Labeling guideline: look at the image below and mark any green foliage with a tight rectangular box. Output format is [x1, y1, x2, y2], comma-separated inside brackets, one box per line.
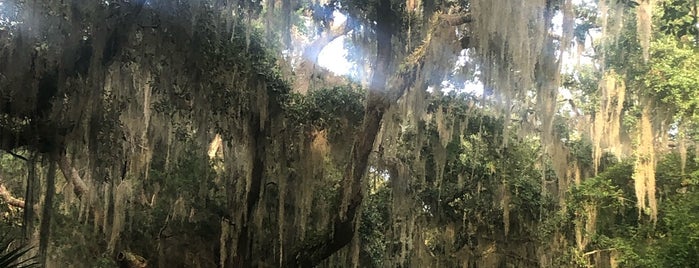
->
[93, 257, 117, 268]
[572, 1, 600, 44]
[569, 172, 625, 210]
[657, 152, 694, 193]
[432, 94, 546, 229]
[636, 153, 699, 267]
[644, 36, 699, 117]
[569, 139, 594, 169]
[285, 85, 366, 131]
[359, 182, 390, 267]
[560, 151, 699, 267]
[652, 190, 699, 267]
[0, 154, 27, 226]
[1, 0, 697, 266]
[561, 65, 600, 113]
[658, 0, 699, 40]
[563, 5, 699, 266]
[163, 145, 216, 201]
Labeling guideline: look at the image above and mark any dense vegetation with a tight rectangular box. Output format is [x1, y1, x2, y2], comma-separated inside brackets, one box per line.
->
[0, 0, 698, 267]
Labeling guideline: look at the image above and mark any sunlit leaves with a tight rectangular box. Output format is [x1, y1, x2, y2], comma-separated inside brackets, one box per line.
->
[658, 0, 699, 40]
[569, 173, 625, 208]
[644, 36, 699, 117]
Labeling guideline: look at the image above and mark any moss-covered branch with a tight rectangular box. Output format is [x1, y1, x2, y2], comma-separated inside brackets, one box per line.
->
[0, 183, 24, 208]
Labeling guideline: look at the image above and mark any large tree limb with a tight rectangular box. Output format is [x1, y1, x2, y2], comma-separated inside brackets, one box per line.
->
[302, 20, 353, 62]
[58, 153, 88, 197]
[286, 11, 460, 267]
[0, 183, 25, 208]
[294, 20, 353, 93]
[286, 0, 398, 266]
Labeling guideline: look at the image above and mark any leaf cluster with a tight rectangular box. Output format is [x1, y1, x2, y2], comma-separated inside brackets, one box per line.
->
[643, 36, 699, 118]
[284, 85, 365, 132]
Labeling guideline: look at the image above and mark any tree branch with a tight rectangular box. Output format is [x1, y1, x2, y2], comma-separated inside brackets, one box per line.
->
[439, 13, 472, 26]
[116, 251, 148, 268]
[582, 248, 616, 256]
[286, 9, 467, 267]
[0, 183, 25, 208]
[58, 153, 88, 197]
[294, 20, 353, 93]
[3, 150, 28, 161]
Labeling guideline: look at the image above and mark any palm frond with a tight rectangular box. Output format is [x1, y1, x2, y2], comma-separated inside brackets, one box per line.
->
[0, 235, 38, 268]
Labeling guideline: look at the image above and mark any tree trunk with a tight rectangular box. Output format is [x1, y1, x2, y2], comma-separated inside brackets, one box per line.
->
[233, 120, 266, 267]
[39, 152, 58, 266]
[233, 89, 276, 266]
[23, 153, 39, 242]
[285, 0, 395, 266]
[694, 0, 698, 46]
[282, 0, 292, 49]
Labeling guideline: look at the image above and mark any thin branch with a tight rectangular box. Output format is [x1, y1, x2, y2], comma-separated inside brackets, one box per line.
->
[694, 0, 698, 46]
[158, 214, 171, 240]
[3, 150, 28, 161]
[137, 23, 160, 29]
[583, 248, 616, 256]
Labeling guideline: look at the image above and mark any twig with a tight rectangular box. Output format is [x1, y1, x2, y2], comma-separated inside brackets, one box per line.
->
[3, 150, 28, 161]
[158, 214, 171, 240]
[583, 248, 616, 256]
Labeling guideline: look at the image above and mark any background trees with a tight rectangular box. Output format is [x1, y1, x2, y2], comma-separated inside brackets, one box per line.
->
[0, 0, 697, 267]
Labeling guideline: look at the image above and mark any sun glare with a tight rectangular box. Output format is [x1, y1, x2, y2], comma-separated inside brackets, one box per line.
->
[317, 36, 351, 75]
[317, 11, 352, 75]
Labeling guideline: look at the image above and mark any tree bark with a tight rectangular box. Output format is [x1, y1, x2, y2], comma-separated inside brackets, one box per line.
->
[694, 0, 698, 46]
[116, 250, 148, 268]
[282, 0, 292, 49]
[294, 20, 353, 93]
[0, 183, 25, 208]
[58, 153, 88, 197]
[233, 117, 266, 267]
[440, 14, 473, 26]
[39, 152, 58, 266]
[23, 153, 38, 242]
[233, 89, 276, 266]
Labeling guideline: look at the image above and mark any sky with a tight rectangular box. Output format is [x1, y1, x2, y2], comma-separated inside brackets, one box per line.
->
[314, 11, 572, 96]
[315, 11, 485, 95]
[312, 8, 582, 104]
[317, 11, 352, 75]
